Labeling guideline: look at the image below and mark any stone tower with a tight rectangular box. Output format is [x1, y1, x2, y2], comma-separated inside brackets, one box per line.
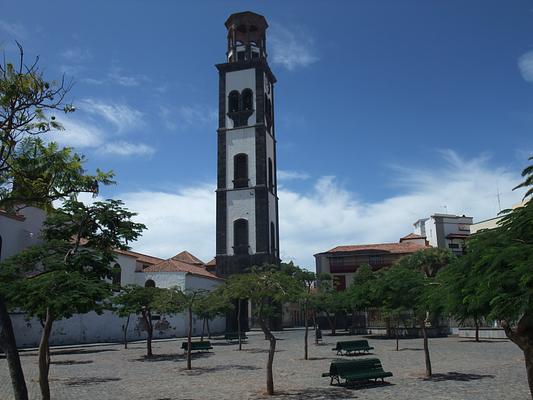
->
[215, 11, 280, 281]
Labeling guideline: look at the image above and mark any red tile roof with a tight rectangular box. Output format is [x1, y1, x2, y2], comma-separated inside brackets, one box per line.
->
[206, 258, 216, 267]
[0, 209, 25, 221]
[400, 233, 426, 240]
[144, 255, 223, 281]
[171, 251, 205, 265]
[323, 242, 429, 255]
[113, 249, 164, 265]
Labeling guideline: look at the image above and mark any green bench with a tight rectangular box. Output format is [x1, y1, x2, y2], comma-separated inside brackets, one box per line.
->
[332, 340, 374, 356]
[322, 358, 393, 385]
[181, 341, 213, 352]
[224, 332, 248, 342]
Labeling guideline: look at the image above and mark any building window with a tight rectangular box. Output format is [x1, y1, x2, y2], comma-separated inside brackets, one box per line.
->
[242, 89, 253, 111]
[270, 222, 276, 255]
[112, 263, 121, 288]
[228, 91, 240, 113]
[233, 219, 249, 255]
[237, 51, 245, 61]
[268, 158, 274, 192]
[265, 94, 272, 128]
[233, 153, 248, 188]
[145, 279, 156, 288]
[369, 255, 384, 267]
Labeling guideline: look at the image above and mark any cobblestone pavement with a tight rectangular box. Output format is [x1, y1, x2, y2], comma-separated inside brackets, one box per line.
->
[0, 329, 530, 399]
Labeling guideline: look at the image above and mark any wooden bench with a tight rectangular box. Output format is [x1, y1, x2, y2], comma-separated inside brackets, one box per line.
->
[332, 340, 374, 355]
[224, 332, 248, 342]
[322, 358, 393, 385]
[181, 341, 213, 352]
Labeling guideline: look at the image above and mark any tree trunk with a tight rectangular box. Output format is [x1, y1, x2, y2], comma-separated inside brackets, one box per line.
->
[258, 316, 276, 395]
[313, 311, 319, 345]
[0, 298, 28, 400]
[304, 299, 309, 360]
[475, 319, 480, 342]
[396, 319, 400, 351]
[501, 315, 533, 399]
[237, 299, 242, 351]
[325, 311, 335, 335]
[206, 318, 211, 339]
[385, 316, 391, 338]
[142, 310, 153, 357]
[421, 321, 432, 378]
[201, 317, 205, 342]
[123, 314, 130, 349]
[187, 306, 192, 370]
[38, 309, 54, 400]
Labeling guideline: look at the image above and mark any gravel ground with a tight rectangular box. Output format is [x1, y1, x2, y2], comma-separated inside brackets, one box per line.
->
[0, 328, 530, 400]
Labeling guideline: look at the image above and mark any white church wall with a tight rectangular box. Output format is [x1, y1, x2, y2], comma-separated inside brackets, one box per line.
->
[143, 272, 187, 290]
[11, 309, 226, 348]
[226, 127, 256, 188]
[226, 189, 256, 255]
[225, 68, 256, 128]
[0, 207, 45, 262]
[113, 253, 139, 286]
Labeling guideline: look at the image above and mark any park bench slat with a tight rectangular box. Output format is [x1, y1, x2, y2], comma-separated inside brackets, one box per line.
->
[323, 358, 393, 385]
[181, 341, 213, 352]
[332, 340, 374, 355]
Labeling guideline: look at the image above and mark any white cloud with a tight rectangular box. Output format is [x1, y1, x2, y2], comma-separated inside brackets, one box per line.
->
[117, 151, 524, 270]
[159, 104, 217, 131]
[0, 20, 27, 38]
[61, 48, 92, 63]
[80, 99, 144, 132]
[107, 66, 149, 87]
[519, 50, 533, 83]
[269, 24, 318, 71]
[100, 141, 155, 156]
[278, 170, 310, 181]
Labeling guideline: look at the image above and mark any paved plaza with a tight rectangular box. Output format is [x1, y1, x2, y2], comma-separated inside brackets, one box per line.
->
[0, 328, 529, 399]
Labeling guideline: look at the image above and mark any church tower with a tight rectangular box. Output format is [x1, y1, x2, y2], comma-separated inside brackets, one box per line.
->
[215, 11, 280, 279]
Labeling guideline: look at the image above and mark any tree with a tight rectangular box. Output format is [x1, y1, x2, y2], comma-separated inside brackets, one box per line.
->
[439, 256, 491, 342]
[0, 45, 82, 400]
[115, 285, 164, 358]
[223, 275, 257, 351]
[192, 288, 232, 341]
[220, 266, 299, 395]
[396, 248, 454, 377]
[2, 198, 144, 400]
[313, 280, 347, 336]
[345, 265, 377, 335]
[280, 262, 316, 360]
[459, 157, 533, 398]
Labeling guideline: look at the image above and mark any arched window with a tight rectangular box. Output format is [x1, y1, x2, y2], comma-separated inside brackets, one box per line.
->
[228, 91, 240, 113]
[270, 222, 276, 255]
[233, 219, 249, 255]
[112, 263, 121, 288]
[268, 158, 274, 192]
[242, 89, 253, 112]
[145, 279, 156, 288]
[265, 94, 272, 128]
[233, 153, 248, 188]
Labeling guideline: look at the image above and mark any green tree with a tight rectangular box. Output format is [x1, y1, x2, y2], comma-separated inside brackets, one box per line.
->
[313, 280, 347, 336]
[0, 45, 84, 400]
[460, 157, 533, 397]
[396, 248, 454, 377]
[438, 257, 491, 342]
[115, 285, 165, 358]
[223, 275, 257, 351]
[221, 266, 299, 395]
[345, 265, 377, 335]
[2, 198, 144, 400]
[193, 288, 232, 341]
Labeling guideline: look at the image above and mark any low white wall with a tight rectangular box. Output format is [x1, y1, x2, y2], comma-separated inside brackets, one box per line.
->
[458, 328, 508, 340]
[11, 310, 225, 348]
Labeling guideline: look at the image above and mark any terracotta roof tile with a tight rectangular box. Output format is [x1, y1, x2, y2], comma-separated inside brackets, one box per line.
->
[113, 249, 164, 265]
[171, 251, 205, 265]
[144, 258, 223, 280]
[323, 242, 430, 255]
[400, 233, 426, 240]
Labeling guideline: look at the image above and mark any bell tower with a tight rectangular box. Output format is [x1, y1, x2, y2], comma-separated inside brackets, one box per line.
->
[215, 11, 280, 279]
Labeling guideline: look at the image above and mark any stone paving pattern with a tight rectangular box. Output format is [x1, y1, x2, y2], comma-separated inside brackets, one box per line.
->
[0, 329, 530, 399]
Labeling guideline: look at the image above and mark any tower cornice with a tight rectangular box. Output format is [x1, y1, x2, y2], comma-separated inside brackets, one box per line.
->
[216, 59, 276, 84]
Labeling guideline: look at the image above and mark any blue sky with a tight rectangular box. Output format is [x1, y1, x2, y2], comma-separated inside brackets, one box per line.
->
[2, 1, 533, 268]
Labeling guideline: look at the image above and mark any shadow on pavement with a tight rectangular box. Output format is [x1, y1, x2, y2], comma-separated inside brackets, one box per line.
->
[51, 360, 94, 365]
[241, 348, 285, 354]
[270, 387, 358, 399]
[64, 377, 121, 386]
[179, 364, 261, 375]
[425, 372, 495, 382]
[133, 352, 213, 362]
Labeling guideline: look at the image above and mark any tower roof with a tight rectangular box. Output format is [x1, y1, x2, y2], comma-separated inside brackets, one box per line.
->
[224, 11, 268, 30]
[170, 250, 205, 265]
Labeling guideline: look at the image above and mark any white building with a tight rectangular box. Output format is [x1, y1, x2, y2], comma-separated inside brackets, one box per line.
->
[0, 208, 225, 347]
[413, 213, 472, 256]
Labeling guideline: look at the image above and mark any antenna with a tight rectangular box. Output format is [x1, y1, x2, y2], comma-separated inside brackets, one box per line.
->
[496, 186, 502, 212]
[443, 205, 448, 214]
